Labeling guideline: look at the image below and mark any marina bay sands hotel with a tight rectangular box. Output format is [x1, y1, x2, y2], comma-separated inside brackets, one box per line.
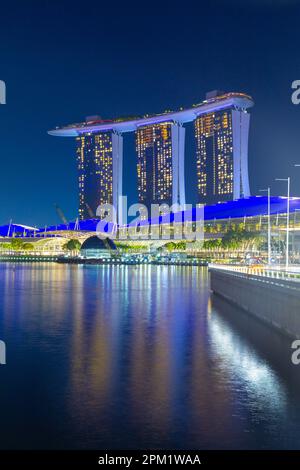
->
[48, 91, 254, 223]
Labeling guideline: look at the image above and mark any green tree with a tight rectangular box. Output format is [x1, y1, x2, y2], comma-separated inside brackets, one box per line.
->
[164, 242, 176, 251]
[21, 242, 34, 251]
[63, 239, 81, 256]
[10, 238, 24, 251]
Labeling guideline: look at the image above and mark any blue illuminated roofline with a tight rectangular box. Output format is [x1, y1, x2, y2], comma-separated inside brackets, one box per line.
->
[2, 197, 297, 237]
[120, 196, 300, 228]
[7, 196, 298, 237]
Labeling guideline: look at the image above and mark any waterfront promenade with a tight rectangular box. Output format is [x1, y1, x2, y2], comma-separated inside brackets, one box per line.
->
[210, 265, 300, 338]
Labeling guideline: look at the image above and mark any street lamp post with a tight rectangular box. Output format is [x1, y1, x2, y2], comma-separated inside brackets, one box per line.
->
[293, 164, 300, 261]
[275, 177, 290, 270]
[259, 187, 271, 265]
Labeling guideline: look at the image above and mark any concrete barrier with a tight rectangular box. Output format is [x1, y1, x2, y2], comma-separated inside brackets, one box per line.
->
[210, 268, 300, 339]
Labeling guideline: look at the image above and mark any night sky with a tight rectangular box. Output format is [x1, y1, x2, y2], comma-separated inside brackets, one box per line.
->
[0, 0, 300, 226]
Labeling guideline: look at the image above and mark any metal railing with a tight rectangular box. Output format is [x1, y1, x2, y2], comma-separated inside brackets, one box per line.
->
[209, 264, 300, 282]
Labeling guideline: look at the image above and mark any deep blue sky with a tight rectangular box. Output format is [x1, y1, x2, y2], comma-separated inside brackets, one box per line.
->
[0, 0, 300, 226]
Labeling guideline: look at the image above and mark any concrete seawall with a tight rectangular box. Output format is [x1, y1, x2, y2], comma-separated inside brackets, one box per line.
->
[210, 268, 300, 339]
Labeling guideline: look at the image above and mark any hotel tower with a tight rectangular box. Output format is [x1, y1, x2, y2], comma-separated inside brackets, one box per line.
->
[48, 91, 253, 221]
[75, 119, 123, 222]
[195, 91, 251, 205]
[136, 122, 185, 210]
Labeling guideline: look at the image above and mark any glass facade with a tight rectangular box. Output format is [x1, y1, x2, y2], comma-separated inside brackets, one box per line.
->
[136, 122, 173, 209]
[76, 132, 113, 220]
[195, 109, 234, 205]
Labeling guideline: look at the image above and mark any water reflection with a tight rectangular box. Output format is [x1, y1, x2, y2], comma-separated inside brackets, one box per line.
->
[0, 263, 300, 449]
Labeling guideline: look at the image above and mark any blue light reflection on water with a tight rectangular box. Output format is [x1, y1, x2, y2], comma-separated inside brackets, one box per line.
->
[0, 263, 300, 449]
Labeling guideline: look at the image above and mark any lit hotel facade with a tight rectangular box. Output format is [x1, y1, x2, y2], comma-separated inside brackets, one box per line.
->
[75, 127, 123, 221]
[136, 122, 185, 209]
[195, 97, 251, 204]
[49, 91, 253, 220]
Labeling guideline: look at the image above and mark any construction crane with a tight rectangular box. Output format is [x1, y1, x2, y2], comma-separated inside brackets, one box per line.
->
[85, 203, 95, 218]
